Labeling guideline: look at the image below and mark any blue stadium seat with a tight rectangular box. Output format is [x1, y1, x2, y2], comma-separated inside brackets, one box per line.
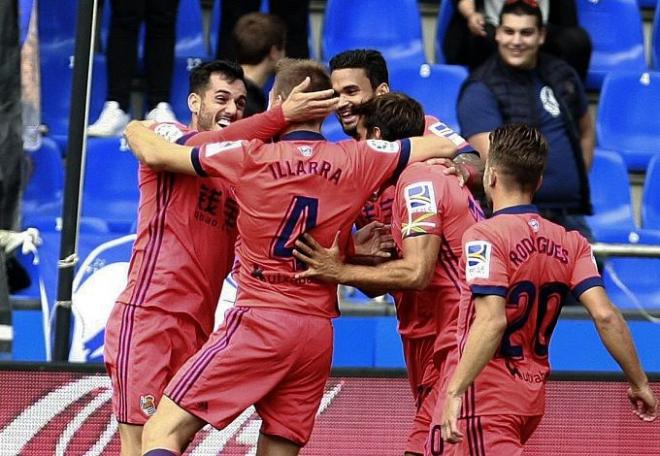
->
[596, 71, 660, 171]
[576, 0, 646, 90]
[586, 149, 637, 242]
[321, 0, 425, 67]
[389, 63, 468, 132]
[81, 138, 140, 233]
[638, 0, 657, 7]
[603, 258, 660, 309]
[642, 154, 660, 229]
[653, 0, 660, 68]
[321, 114, 349, 142]
[22, 138, 64, 218]
[434, 0, 455, 64]
[175, 0, 208, 58]
[170, 56, 202, 122]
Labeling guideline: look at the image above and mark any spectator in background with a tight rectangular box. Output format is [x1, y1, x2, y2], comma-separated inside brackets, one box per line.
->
[457, 1, 594, 241]
[216, 0, 309, 60]
[444, 0, 591, 81]
[232, 12, 286, 117]
[88, 0, 180, 137]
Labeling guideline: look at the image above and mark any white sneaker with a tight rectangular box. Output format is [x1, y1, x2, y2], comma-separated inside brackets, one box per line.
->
[87, 101, 130, 137]
[145, 102, 177, 123]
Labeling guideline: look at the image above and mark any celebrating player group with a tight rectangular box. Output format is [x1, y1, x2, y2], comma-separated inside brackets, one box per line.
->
[110, 44, 657, 456]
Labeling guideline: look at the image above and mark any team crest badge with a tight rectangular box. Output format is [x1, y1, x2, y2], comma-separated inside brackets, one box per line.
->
[140, 395, 157, 417]
[528, 219, 540, 232]
[465, 240, 492, 280]
[298, 145, 313, 157]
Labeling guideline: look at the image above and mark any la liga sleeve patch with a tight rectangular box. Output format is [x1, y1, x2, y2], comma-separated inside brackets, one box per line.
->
[154, 123, 184, 143]
[205, 140, 243, 157]
[366, 139, 400, 154]
[465, 240, 492, 281]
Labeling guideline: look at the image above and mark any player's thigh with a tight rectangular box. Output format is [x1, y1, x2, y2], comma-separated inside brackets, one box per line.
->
[256, 433, 301, 456]
[164, 307, 303, 431]
[105, 304, 201, 425]
[256, 314, 333, 447]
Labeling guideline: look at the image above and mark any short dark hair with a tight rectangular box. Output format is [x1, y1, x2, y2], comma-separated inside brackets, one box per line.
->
[499, 0, 544, 29]
[488, 123, 548, 192]
[329, 49, 389, 89]
[272, 58, 331, 99]
[354, 92, 425, 141]
[189, 60, 246, 95]
[232, 12, 286, 65]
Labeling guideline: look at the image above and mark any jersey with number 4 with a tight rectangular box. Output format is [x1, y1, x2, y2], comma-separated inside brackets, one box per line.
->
[457, 205, 602, 416]
[192, 131, 410, 318]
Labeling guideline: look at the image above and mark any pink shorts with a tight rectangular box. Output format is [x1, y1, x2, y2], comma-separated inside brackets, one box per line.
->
[104, 302, 208, 425]
[426, 413, 543, 456]
[402, 335, 441, 455]
[165, 306, 333, 447]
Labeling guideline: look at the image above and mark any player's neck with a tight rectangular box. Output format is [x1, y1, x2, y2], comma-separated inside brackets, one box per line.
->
[281, 122, 323, 136]
[490, 190, 534, 213]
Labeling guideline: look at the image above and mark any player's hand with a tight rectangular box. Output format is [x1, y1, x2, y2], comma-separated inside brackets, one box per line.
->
[353, 221, 395, 258]
[425, 157, 470, 187]
[628, 384, 658, 422]
[124, 121, 168, 164]
[281, 77, 339, 123]
[441, 394, 464, 443]
[293, 231, 344, 282]
[467, 12, 486, 37]
[139, 119, 157, 128]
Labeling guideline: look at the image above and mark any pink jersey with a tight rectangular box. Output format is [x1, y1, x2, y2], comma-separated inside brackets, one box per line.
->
[456, 205, 602, 417]
[391, 162, 484, 341]
[117, 123, 241, 336]
[193, 131, 411, 318]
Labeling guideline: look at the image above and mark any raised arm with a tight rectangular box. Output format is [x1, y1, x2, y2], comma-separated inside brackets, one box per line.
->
[125, 121, 196, 174]
[407, 135, 459, 163]
[580, 286, 657, 421]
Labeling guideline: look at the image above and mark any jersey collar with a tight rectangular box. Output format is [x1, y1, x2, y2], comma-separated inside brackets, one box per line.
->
[492, 204, 539, 217]
[280, 130, 326, 141]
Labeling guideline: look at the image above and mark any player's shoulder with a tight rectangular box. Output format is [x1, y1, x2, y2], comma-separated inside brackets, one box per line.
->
[151, 121, 192, 143]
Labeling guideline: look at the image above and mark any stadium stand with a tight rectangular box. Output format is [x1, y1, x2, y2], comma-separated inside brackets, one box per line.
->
[653, 0, 660, 68]
[175, 0, 208, 58]
[22, 138, 63, 220]
[389, 63, 468, 132]
[596, 70, 660, 172]
[576, 0, 647, 90]
[321, 0, 425, 67]
[80, 138, 139, 233]
[433, 0, 455, 64]
[642, 154, 660, 229]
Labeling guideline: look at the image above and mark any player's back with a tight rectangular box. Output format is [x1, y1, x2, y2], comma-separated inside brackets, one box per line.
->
[118, 123, 238, 335]
[196, 131, 410, 318]
[457, 205, 599, 416]
[391, 162, 483, 350]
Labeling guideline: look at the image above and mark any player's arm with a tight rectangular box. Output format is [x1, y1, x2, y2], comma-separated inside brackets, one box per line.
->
[407, 134, 458, 163]
[580, 286, 657, 421]
[442, 294, 508, 443]
[125, 121, 196, 174]
[293, 232, 440, 293]
[181, 77, 338, 146]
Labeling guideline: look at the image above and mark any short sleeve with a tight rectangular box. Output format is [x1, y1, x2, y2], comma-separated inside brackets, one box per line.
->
[458, 82, 503, 139]
[396, 167, 444, 240]
[354, 139, 411, 193]
[462, 224, 509, 297]
[570, 234, 603, 299]
[192, 140, 250, 185]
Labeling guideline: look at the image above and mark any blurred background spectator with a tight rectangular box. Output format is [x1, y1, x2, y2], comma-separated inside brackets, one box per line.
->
[88, 0, 180, 137]
[443, 0, 592, 80]
[215, 0, 310, 60]
[231, 12, 286, 117]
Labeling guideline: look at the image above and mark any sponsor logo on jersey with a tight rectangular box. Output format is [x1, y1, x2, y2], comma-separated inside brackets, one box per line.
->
[298, 145, 313, 157]
[154, 123, 184, 143]
[528, 218, 540, 232]
[140, 394, 157, 417]
[402, 182, 437, 236]
[366, 139, 399, 153]
[428, 121, 468, 147]
[465, 240, 491, 280]
[205, 140, 243, 157]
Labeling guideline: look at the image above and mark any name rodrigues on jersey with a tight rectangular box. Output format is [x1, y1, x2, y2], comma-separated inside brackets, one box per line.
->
[509, 235, 569, 267]
[267, 160, 343, 185]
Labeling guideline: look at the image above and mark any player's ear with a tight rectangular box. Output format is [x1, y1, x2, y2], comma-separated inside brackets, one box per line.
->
[535, 175, 543, 192]
[375, 82, 389, 96]
[372, 126, 382, 140]
[188, 92, 201, 115]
